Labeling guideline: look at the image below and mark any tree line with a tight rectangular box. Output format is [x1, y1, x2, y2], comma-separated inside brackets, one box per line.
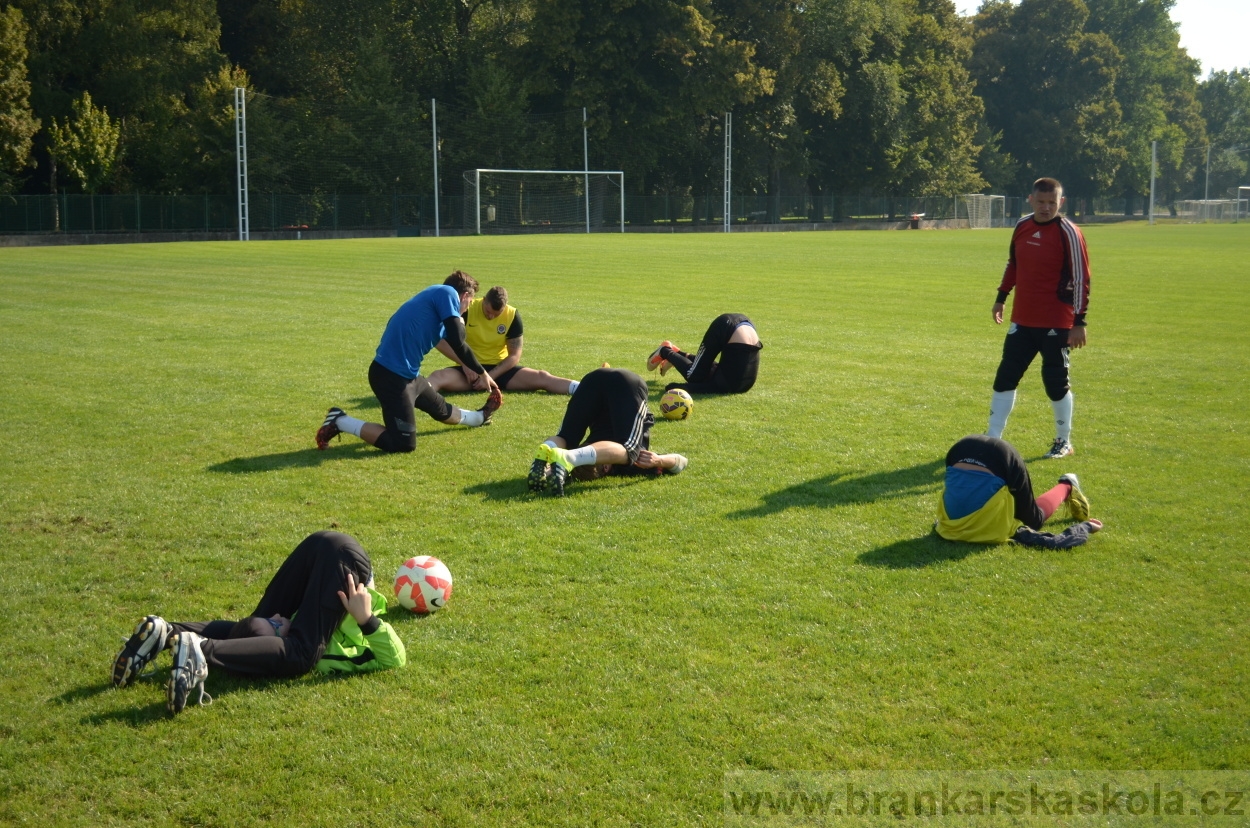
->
[0, 0, 1246, 209]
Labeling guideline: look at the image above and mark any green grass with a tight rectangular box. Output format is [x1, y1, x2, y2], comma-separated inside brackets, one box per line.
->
[1, 224, 1247, 826]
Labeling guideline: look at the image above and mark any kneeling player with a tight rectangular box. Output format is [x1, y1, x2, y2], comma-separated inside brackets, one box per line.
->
[646, 313, 762, 394]
[111, 531, 406, 716]
[316, 271, 502, 454]
[937, 434, 1101, 546]
[527, 367, 688, 496]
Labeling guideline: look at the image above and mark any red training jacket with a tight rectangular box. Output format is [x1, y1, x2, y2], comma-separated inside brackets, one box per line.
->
[998, 214, 1091, 329]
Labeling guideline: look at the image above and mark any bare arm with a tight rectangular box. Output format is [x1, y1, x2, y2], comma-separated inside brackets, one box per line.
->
[443, 317, 497, 392]
[434, 339, 461, 365]
[489, 336, 523, 380]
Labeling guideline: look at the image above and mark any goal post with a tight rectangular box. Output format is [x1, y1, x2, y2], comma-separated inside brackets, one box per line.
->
[959, 194, 1006, 229]
[1239, 187, 1250, 220]
[463, 169, 625, 234]
[1175, 199, 1243, 222]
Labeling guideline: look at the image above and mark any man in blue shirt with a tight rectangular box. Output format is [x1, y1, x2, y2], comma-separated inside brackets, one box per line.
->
[316, 271, 502, 453]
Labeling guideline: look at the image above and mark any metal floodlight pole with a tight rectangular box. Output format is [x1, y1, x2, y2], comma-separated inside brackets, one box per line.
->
[583, 107, 590, 234]
[431, 99, 439, 238]
[1149, 140, 1157, 225]
[723, 112, 732, 233]
[1205, 145, 1211, 202]
[234, 87, 249, 241]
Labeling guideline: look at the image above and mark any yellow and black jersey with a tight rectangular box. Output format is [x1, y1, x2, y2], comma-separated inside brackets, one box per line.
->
[464, 298, 523, 365]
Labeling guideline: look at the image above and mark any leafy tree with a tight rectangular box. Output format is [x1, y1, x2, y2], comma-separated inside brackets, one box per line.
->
[12, 0, 234, 193]
[1084, 0, 1205, 211]
[885, 0, 985, 195]
[0, 5, 39, 192]
[48, 90, 120, 192]
[777, 0, 985, 210]
[971, 0, 1126, 208]
[522, 0, 771, 198]
[1198, 69, 1250, 198]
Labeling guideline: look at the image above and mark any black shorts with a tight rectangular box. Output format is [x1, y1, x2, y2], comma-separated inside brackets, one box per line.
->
[368, 360, 454, 453]
[450, 363, 523, 389]
[667, 313, 761, 394]
[946, 434, 1044, 529]
[992, 324, 1071, 401]
[556, 368, 653, 464]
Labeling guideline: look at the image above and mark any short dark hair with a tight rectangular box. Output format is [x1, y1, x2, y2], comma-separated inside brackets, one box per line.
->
[444, 270, 479, 295]
[1033, 177, 1063, 195]
[571, 463, 612, 482]
[484, 286, 508, 311]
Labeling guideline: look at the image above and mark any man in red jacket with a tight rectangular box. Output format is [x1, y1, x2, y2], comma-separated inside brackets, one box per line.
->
[987, 177, 1092, 459]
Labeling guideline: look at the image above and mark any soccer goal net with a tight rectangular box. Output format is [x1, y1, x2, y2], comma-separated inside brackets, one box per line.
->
[1175, 199, 1242, 222]
[463, 169, 624, 234]
[958, 194, 1007, 229]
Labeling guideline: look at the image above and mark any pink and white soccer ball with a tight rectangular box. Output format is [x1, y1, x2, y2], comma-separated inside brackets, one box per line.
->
[394, 556, 453, 614]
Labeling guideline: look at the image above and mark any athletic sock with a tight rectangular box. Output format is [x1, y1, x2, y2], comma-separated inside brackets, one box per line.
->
[1036, 482, 1071, 520]
[458, 408, 484, 427]
[568, 380, 579, 395]
[1051, 391, 1073, 442]
[565, 445, 598, 467]
[987, 390, 1016, 438]
[335, 413, 365, 438]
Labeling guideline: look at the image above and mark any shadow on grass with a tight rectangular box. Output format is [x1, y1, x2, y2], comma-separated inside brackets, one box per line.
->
[462, 477, 531, 501]
[77, 675, 293, 727]
[857, 533, 997, 568]
[462, 472, 657, 502]
[73, 654, 420, 727]
[208, 431, 450, 473]
[728, 459, 944, 519]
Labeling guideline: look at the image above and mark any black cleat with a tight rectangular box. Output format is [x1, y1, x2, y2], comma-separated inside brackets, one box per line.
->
[316, 406, 345, 449]
[112, 615, 172, 688]
[480, 387, 503, 425]
[546, 463, 569, 497]
[528, 457, 549, 492]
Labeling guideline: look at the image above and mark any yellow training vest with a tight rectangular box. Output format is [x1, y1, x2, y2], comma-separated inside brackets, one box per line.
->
[464, 298, 516, 365]
[935, 485, 1023, 543]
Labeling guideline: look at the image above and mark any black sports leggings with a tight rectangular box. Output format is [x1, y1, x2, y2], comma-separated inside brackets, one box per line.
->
[662, 313, 761, 394]
[172, 531, 373, 678]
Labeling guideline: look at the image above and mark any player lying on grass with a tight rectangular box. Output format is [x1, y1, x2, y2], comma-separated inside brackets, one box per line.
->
[112, 531, 406, 716]
[936, 434, 1102, 547]
[316, 270, 502, 454]
[528, 366, 688, 496]
[646, 313, 762, 394]
[427, 285, 578, 396]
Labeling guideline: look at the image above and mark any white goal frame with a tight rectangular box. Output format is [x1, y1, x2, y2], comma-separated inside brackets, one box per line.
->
[959, 194, 1006, 229]
[1175, 199, 1242, 222]
[465, 168, 625, 234]
[1239, 187, 1250, 220]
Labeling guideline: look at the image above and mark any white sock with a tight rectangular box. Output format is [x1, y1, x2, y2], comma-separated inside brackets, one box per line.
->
[458, 408, 484, 427]
[1051, 391, 1073, 442]
[543, 440, 559, 450]
[565, 445, 598, 467]
[567, 380, 579, 395]
[335, 413, 365, 438]
[987, 390, 1016, 438]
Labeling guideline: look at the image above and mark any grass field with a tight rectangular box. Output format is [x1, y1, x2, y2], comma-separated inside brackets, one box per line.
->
[1, 223, 1247, 826]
